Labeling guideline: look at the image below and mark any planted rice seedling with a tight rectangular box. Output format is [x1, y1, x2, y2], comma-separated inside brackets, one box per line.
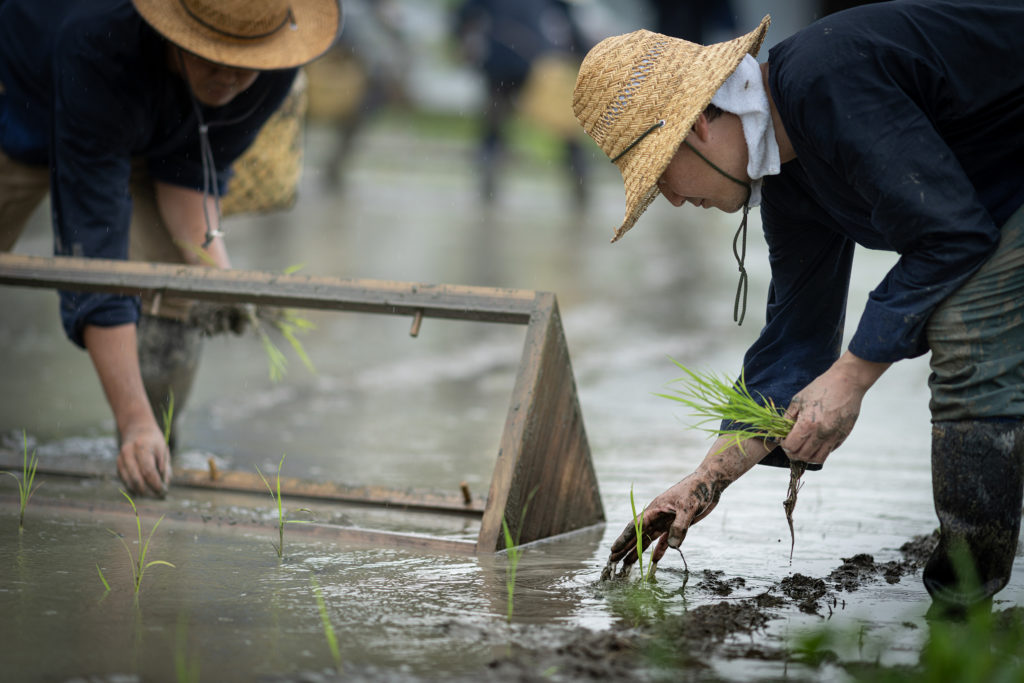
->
[161, 389, 175, 445]
[501, 488, 537, 622]
[107, 489, 175, 601]
[658, 359, 806, 559]
[2, 430, 42, 533]
[256, 453, 313, 558]
[629, 484, 655, 584]
[311, 576, 343, 672]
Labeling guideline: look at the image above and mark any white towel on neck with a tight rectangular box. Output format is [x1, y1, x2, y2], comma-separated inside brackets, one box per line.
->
[710, 54, 779, 207]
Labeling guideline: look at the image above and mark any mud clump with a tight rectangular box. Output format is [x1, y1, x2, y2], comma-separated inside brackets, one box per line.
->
[676, 600, 772, 644]
[697, 569, 747, 596]
[898, 530, 940, 567]
[779, 573, 830, 614]
[828, 553, 913, 591]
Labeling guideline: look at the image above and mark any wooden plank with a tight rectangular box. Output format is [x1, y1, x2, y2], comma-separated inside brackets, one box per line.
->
[0, 253, 535, 323]
[173, 468, 485, 515]
[479, 293, 605, 551]
[0, 450, 485, 516]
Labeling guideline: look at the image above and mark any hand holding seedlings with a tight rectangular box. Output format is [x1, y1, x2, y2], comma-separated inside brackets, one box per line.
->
[779, 351, 888, 465]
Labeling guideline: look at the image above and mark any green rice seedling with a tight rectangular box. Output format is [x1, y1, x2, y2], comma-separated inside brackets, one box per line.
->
[501, 488, 537, 622]
[256, 453, 313, 558]
[161, 389, 175, 445]
[2, 430, 42, 533]
[107, 489, 175, 601]
[657, 359, 807, 558]
[311, 576, 343, 672]
[656, 358, 794, 453]
[251, 307, 317, 383]
[173, 239, 218, 267]
[629, 484, 656, 584]
[170, 247, 316, 383]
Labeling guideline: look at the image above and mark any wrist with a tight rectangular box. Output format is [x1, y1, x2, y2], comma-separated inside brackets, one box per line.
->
[835, 350, 890, 391]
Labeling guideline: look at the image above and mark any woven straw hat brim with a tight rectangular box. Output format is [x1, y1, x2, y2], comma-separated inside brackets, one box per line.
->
[132, 0, 343, 70]
[573, 16, 770, 242]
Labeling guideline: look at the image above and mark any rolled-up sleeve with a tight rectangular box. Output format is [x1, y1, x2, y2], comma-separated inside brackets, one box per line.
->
[49, 36, 141, 347]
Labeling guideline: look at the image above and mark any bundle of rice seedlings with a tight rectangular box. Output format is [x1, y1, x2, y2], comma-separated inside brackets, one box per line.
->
[658, 358, 805, 561]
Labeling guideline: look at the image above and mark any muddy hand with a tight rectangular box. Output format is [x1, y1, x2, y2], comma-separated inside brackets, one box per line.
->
[186, 302, 254, 336]
[602, 472, 722, 579]
[117, 421, 171, 498]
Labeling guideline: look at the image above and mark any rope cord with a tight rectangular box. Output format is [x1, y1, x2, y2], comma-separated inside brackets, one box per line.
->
[610, 120, 665, 163]
[682, 140, 751, 325]
[176, 48, 222, 248]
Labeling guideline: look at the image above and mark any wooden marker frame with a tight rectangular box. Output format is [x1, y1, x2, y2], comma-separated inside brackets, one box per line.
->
[0, 254, 605, 552]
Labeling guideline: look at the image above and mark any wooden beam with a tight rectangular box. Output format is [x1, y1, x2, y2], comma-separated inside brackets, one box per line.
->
[0, 253, 535, 323]
[479, 293, 605, 551]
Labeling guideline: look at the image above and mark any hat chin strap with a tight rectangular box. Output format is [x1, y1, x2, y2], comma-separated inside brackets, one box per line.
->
[683, 140, 751, 326]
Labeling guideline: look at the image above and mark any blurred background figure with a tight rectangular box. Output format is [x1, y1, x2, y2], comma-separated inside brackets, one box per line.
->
[648, 0, 737, 43]
[452, 0, 590, 208]
[307, 0, 411, 189]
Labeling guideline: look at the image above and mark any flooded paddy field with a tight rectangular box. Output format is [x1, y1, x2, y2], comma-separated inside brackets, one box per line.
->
[1, 119, 1022, 681]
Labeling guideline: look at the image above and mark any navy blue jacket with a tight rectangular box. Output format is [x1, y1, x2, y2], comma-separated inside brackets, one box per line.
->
[0, 0, 296, 346]
[739, 0, 1024, 449]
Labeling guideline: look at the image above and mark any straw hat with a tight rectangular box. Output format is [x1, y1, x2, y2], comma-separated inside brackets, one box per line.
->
[573, 16, 770, 242]
[132, 0, 344, 70]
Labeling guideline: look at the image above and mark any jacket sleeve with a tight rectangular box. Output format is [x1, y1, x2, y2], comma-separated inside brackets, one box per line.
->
[49, 31, 142, 347]
[775, 46, 1000, 364]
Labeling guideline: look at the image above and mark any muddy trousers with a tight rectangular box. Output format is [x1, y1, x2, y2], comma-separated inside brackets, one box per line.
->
[136, 316, 203, 450]
[923, 420, 1024, 614]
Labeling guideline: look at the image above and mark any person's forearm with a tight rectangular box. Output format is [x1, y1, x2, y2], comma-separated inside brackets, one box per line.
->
[83, 323, 157, 434]
[154, 180, 231, 268]
[695, 436, 772, 497]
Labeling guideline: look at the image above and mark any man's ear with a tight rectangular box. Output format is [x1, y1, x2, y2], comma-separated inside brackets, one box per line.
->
[690, 112, 713, 143]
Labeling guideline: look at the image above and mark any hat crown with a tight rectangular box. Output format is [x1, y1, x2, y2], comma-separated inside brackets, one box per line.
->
[573, 30, 701, 161]
[180, 0, 294, 40]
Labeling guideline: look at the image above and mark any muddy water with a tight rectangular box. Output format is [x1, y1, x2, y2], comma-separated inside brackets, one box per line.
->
[1, 122, 1022, 681]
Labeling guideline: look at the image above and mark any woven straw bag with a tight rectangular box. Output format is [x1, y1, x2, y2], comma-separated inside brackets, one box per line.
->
[221, 69, 308, 217]
[519, 53, 581, 139]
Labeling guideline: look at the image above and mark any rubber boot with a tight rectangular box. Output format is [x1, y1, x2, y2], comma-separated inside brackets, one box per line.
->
[923, 419, 1024, 619]
[136, 314, 204, 452]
